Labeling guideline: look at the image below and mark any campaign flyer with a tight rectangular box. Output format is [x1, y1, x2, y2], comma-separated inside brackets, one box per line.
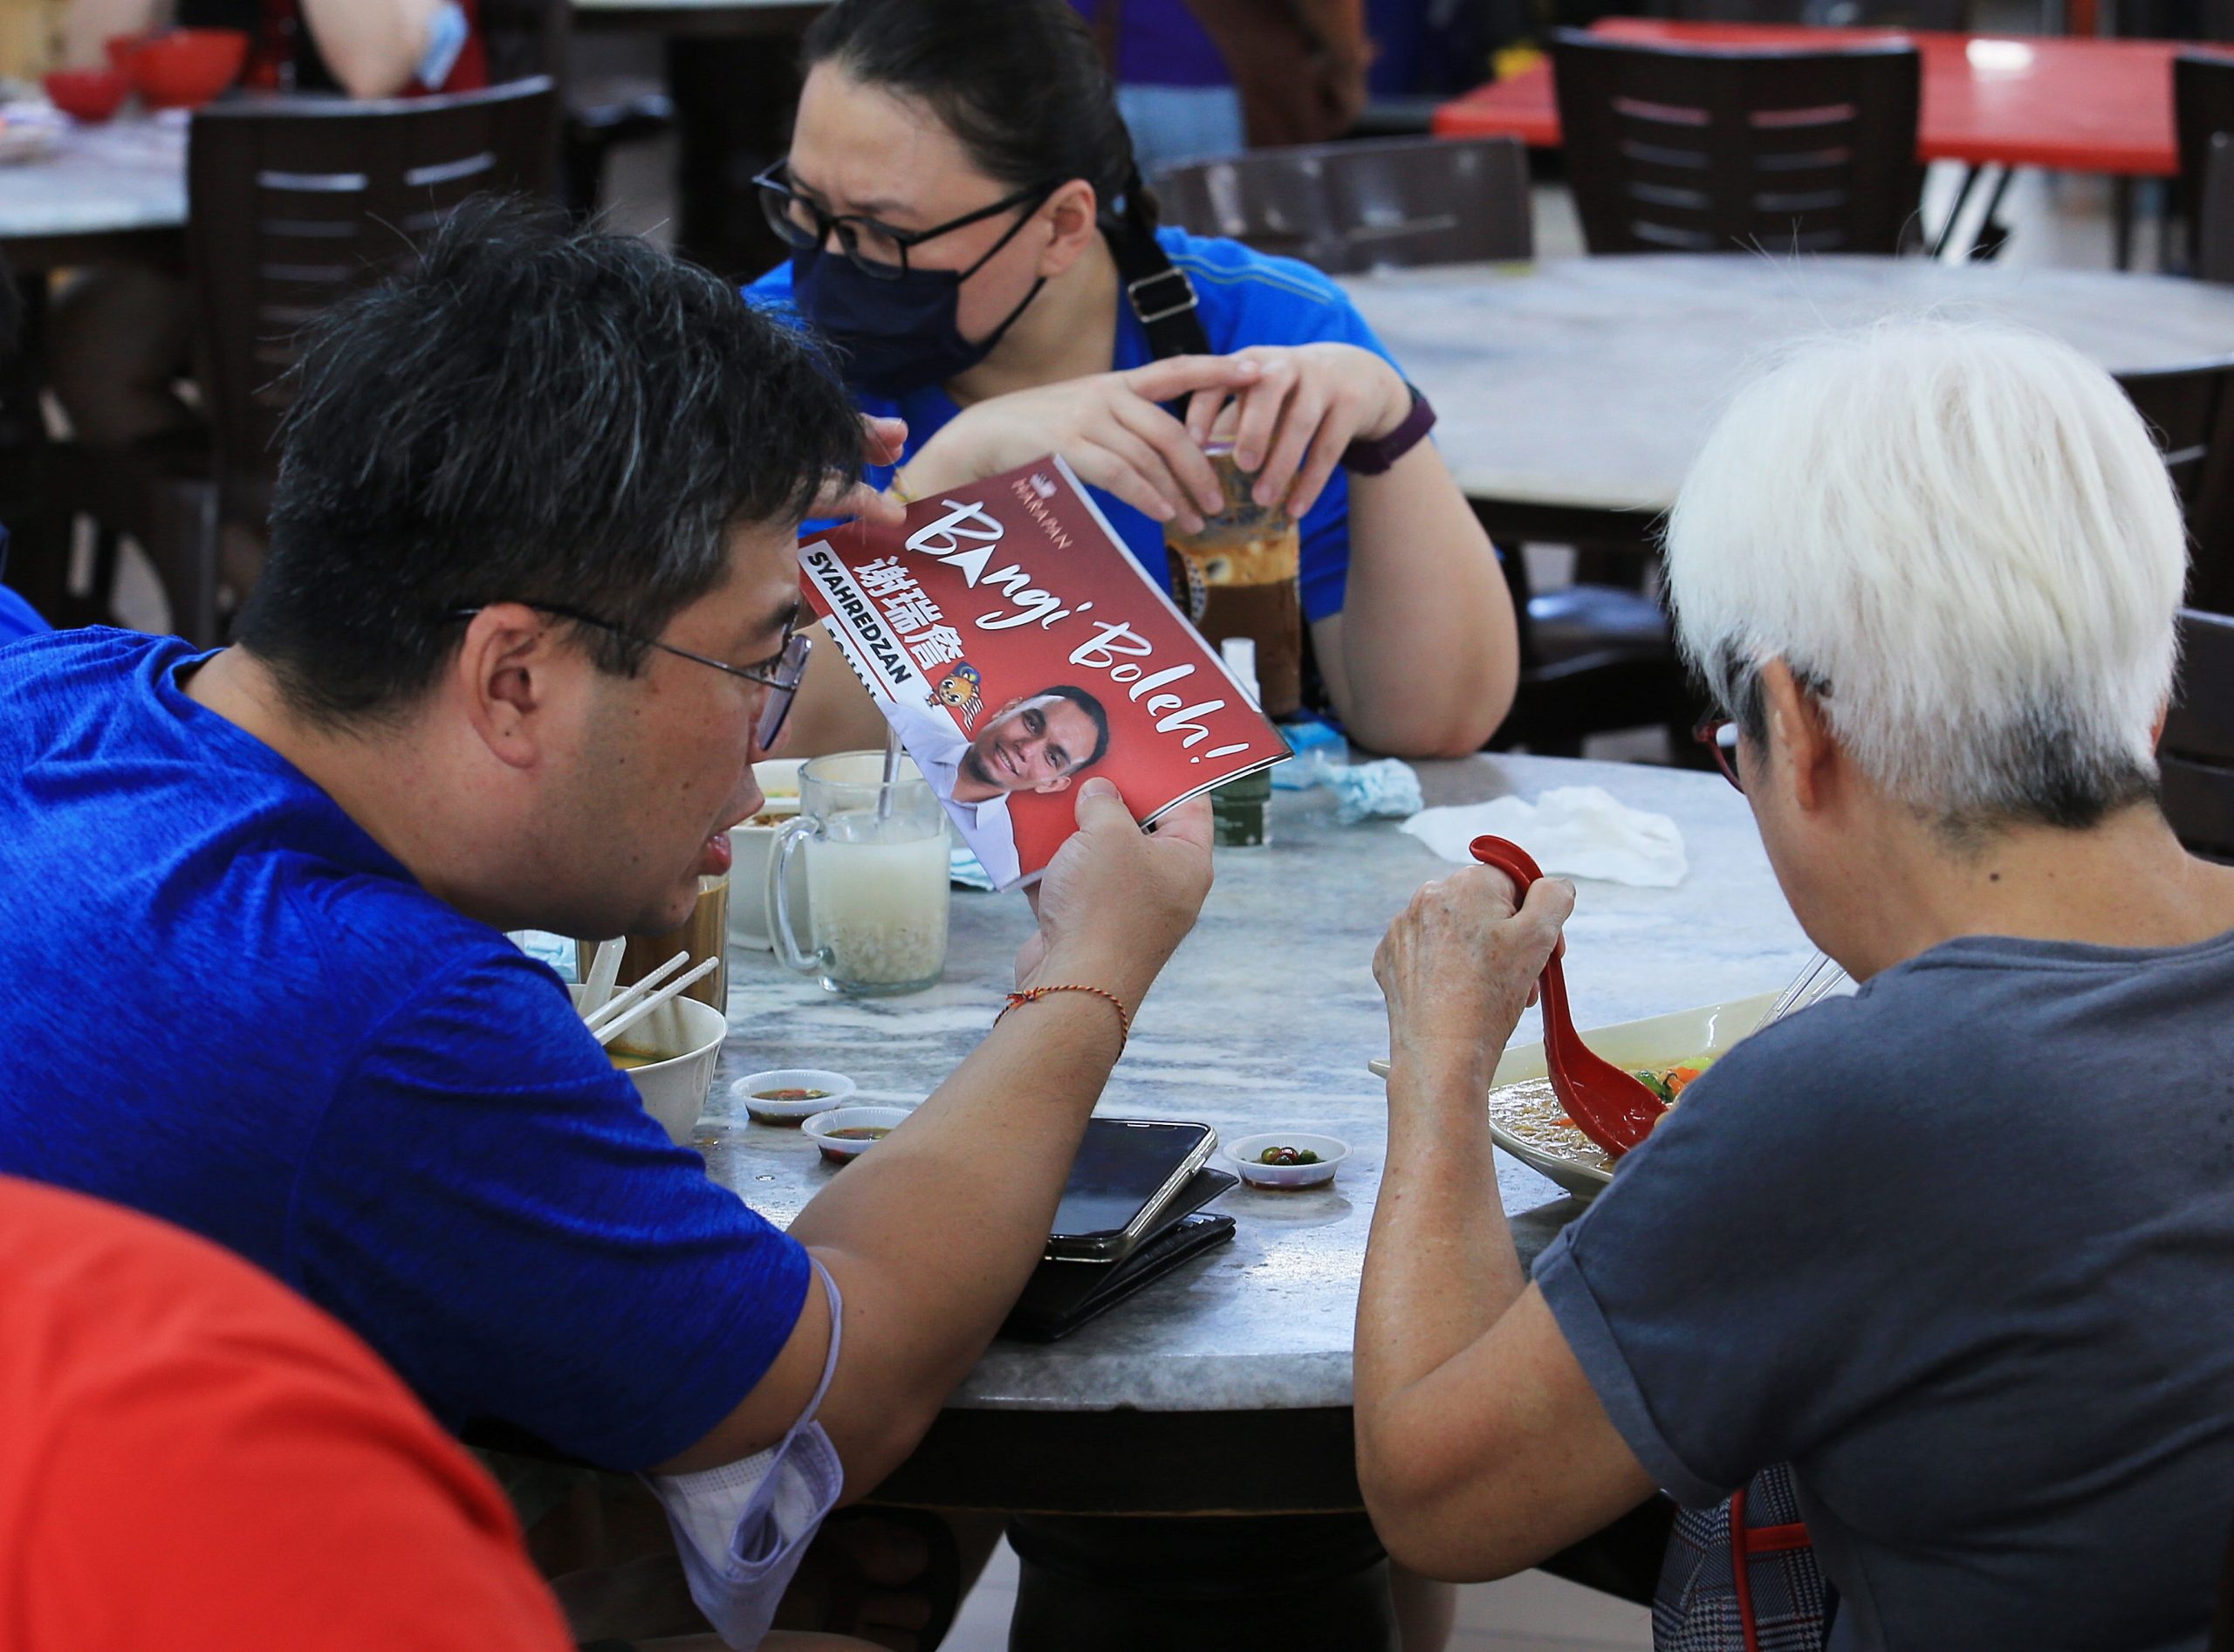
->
[799, 455, 1292, 890]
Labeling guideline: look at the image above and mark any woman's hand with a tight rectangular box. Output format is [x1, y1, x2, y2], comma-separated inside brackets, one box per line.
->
[905, 357, 1265, 532]
[1183, 342, 1411, 519]
[1374, 868, 1573, 1094]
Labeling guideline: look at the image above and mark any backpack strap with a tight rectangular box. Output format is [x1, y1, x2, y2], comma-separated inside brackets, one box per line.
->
[1108, 171, 1212, 361]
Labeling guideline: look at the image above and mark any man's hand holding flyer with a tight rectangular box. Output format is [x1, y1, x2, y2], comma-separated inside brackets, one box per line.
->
[800, 456, 1291, 889]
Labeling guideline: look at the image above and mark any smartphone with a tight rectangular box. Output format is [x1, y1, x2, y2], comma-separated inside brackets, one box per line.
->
[1044, 1119, 1218, 1264]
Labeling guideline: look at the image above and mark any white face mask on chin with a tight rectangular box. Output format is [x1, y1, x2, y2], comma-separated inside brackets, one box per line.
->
[645, 1261, 847, 1648]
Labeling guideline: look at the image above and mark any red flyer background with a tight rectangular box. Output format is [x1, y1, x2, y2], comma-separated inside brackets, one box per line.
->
[801, 456, 1290, 888]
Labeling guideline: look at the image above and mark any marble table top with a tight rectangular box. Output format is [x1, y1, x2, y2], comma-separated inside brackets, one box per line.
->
[699, 751, 1813, 1415]
[1341, 253, 2234, 513]
[0, 114, 185, 243]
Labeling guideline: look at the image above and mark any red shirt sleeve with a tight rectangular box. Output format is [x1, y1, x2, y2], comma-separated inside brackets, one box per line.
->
[0, 1178, 572, 1652]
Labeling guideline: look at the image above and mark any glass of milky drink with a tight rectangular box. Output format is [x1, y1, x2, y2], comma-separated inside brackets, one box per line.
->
[768, 751, 950, 997]
[1163, 442, 1304, 717]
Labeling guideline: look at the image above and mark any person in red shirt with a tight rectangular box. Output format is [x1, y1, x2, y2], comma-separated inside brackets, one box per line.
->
[0, 1174, 572, 1652]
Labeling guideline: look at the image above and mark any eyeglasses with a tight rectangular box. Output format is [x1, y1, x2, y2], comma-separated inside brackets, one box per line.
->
[755, 161, 1058, 280]
[1693, 712, 1743, 792]
[448, 602, 812, 751]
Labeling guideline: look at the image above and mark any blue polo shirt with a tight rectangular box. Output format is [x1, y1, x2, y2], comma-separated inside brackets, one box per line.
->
[0, 628, 810, 1471]
[747, 227, 1401, 627]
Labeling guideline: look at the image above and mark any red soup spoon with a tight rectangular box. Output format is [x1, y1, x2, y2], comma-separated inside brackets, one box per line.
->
[1469, 834, 1666, 1159]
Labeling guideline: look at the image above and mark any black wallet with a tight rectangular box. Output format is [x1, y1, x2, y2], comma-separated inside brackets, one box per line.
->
[1002, 1168, 1238, 1341]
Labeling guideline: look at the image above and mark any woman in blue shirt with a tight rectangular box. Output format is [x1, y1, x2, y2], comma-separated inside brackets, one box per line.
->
[762, 0, 1517, 760]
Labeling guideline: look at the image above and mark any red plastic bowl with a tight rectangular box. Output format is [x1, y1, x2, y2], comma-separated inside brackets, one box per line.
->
[104, 31, 150, 71]
[131, 29, 248, 111]
[44, 68, 132, 124]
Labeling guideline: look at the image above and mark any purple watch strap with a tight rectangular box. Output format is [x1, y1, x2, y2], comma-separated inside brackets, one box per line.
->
[1341, 383, 1436, 476]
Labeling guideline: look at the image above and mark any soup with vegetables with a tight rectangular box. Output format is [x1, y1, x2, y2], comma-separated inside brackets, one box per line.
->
[1488, 1056, 1714, 1173]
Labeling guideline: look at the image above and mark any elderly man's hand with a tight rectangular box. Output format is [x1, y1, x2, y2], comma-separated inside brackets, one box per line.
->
[1016, 781, 1212, 1016]
[1374, 868, 1573, 1089]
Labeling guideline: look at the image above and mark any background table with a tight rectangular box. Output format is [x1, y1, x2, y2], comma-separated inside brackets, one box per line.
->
[1337, 252, 2234, 542]
[0, 116, 184, 271]
[1435, 19, 2204, 179]
[702, 751, 1812, 1513]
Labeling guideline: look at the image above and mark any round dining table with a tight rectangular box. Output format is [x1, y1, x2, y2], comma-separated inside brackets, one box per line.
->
[697, 749, 1812, 1637]
[0, 114, 185, 272]
[1337, 252, 2234, 545]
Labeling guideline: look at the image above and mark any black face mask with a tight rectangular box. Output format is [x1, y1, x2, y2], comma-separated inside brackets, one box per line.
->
[790, 209, 1048, 400]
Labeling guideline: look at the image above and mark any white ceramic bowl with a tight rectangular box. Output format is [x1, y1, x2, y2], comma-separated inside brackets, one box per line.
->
[732, 1067, 857, 1125]
[802, 1104, 913, 1164]
[571, 985, 728, 1146]
[1227, 1131, 1348, 1189]
[1370, 991, 1778, 1200]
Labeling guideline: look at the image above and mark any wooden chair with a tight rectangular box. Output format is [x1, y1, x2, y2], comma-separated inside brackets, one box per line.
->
[1552, 31, 1923, 256]
[2176, 53, 2234, 275]
[2117, 362, 2234, 618]
[2162, 608, 2234, 862]
[46, 78, 557, 646]
[1152, 135, 1533, 273]
[481, 0, 674, 215]
[2198, 132, 2234, 284]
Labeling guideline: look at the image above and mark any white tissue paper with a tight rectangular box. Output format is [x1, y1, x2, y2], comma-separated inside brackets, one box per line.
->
[1399, 785, 1689, 888]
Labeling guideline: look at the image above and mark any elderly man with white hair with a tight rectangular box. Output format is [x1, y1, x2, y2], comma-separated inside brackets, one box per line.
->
[1353, 320, 2234, 1651]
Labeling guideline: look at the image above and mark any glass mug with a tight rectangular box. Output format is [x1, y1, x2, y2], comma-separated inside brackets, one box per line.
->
[768, 751, 950, 997]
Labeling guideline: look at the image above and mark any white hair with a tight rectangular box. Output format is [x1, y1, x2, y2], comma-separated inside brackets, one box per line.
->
[1665, 319, 2189, 830]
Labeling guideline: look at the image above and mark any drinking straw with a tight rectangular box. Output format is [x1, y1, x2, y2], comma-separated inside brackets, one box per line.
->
[875, 723, 903, 823]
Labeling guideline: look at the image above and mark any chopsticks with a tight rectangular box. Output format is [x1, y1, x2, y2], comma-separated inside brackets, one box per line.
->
[589, 956, 720, 1049]
[583, 949, 687, 1034]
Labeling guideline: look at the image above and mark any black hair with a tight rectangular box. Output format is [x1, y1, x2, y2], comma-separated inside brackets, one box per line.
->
[1045, 684, 1112, 771]
[236, 197, 864, 725]
[801, 0, 1158, 250]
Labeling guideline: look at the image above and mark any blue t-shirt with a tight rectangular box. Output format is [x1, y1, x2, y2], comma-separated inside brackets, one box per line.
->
[0, 629, 809, 1471]
[747, 227, 1401, 627]
[1536, 929, 2234, 1652]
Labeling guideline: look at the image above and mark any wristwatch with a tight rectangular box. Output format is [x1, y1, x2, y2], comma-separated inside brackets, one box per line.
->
[1341, 383, 1436, 475]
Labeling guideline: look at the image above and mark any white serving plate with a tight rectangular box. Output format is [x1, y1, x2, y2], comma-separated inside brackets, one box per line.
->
[1370, 991, 1778, 1199]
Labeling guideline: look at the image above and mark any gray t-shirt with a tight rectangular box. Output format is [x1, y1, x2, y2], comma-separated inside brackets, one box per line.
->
[1536, 927, 2234, 1652]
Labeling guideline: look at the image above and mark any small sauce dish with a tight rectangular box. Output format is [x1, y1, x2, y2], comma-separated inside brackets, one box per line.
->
[803, 1104, 913, 1164]
[1227, 1131, 1349, 1190]
[733, 1068, 857, 1125]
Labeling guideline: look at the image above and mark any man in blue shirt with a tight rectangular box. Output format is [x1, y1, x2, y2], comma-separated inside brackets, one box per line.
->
[0, 202, 1212, 1646]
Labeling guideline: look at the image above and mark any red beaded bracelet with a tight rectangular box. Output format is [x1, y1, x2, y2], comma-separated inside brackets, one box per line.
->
[997, 984, 1132, 1055]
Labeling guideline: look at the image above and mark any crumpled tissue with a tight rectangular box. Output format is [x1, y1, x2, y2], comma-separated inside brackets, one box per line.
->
[1399, 785, 1688, 888]
[1327, 757, 1422, 824]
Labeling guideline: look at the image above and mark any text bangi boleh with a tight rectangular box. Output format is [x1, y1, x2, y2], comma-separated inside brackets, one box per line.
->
[802, 456, 1290, 889]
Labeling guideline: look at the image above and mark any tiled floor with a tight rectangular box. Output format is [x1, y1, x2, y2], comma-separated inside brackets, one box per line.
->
[939, 1538, 1654, 1651]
